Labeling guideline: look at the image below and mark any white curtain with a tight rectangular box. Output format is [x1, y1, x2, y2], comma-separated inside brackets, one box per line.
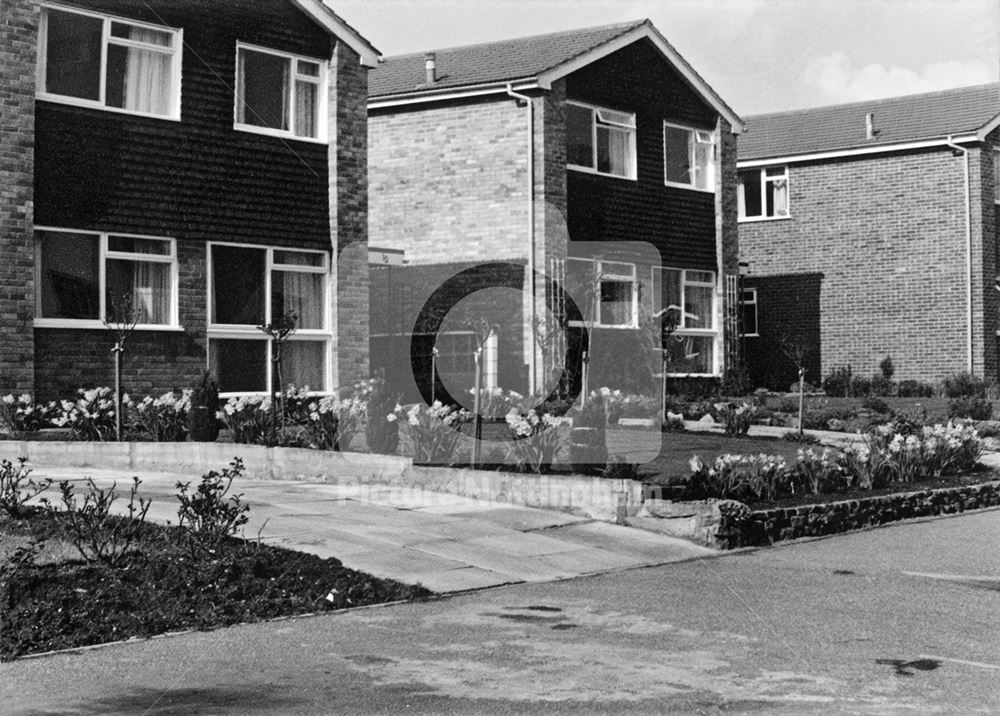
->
[294, 80, 317, 138]
[122, 29, 170, 115]
[771, 179, 788, 215]
[606, 127, 632, 176]
[282, 341, 325, 391]
[131, 261, 169, 324]
[275, 271, 323, 329]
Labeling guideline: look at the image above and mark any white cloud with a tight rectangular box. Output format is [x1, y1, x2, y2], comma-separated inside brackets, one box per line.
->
[802, 52, 995, 103]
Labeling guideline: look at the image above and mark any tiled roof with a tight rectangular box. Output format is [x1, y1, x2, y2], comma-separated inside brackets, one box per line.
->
[739, 83, 1000, 161]
[368, 20, 647, 98]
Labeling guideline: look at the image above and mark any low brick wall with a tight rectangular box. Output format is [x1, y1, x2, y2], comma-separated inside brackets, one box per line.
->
[726, 480, 1000, 548]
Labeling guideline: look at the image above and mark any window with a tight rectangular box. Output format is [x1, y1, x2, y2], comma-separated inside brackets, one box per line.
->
[235, 44, 325, 141]
[38, 6, 181, 119]
[566, 101, 636, 179]
[739, 166, 789, 220]
[208, 244, 329, 394]
[994, 149, 1000, 204]
[35, 229, 177, 327]
[653, 267, 718, 375]
[740, 288, 758, 337]
[663, 123, 715, 191]
[565, 258, 638, 328]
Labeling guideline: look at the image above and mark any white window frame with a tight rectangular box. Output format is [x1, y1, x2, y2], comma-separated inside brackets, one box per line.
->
[207, 242, 331, 396]
[738, 166, 791, 221]
[740, 287, 759, 337]
[565, 257, 639, 329]
[566, 100, 637, 181]
[662, 122, 716, 192]
[234, 42, 328, 143]
[653, 266, 720, 377]
[993, 148, 1000, 204]
[36, 4, 182, 121]
[33, 226, 180, 330]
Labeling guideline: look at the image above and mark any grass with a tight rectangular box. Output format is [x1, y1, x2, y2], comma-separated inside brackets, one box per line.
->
[0, 508, 431, 660]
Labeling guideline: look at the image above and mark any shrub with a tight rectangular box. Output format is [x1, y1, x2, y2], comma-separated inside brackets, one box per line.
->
[47, 477, 150, 567]
[776, 398, 799, 414]
[505, 409, 565, 473]
[50, 387, 128, 441]
[176, 458, 250, 550]
[392, 401, 471, 465]
[663, 411, 686, 432]
[849, 374, 871, 398]
[861, 396, 891, 415]
[0, 457, 50, 517]
[948, 397, 993, 421]
[822, 366, 853, 397]
[188, 371, 220, 442]
[896, 380, 935, 398]
[942, 372, 991, 398]
[0, 394, 53, 433]
[366, 371, 400, 455]
[131, 390, 191, 441]
[782, 430, 820, 444]
[869, 375, 894, 398]
[712, 402, 757, 436]
[879, 355, 895, 381]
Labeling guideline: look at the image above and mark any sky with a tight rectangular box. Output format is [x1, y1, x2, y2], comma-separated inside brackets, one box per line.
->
[331, 0, 1000, 116]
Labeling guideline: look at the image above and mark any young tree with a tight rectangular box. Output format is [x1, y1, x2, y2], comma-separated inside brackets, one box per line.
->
[776, 332, 812, 436]
[258, 312, 298, 442]
[104, 293, 139, 441]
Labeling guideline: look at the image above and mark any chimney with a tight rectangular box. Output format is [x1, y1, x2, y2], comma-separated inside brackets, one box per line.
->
[424, 52, 436, 84]
[865, 112, 877, 140]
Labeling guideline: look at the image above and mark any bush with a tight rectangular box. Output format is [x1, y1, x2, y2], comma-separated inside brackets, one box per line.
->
[942, 372, 992, 398]
[712, 402, 757, 436]
[861, 396, 891, 415]
[366, 372, 400, 455]
[132, 390, 190, 442]
[822, 366, 854, 397]
[0, 457, 50, 517]
[782, 430, 820, 444]
[188, 371, 220, 442]
[879, 355, 895, 381]
[176, 458, 250, 550]
[896, 380, 935, 398]
[46, 477, 150, 567]
[869, 375, 894, 398]
[948, 397, 993, 421]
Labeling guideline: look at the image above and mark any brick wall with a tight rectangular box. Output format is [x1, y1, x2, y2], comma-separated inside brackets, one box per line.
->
[0, 0, 38, 396]
[740, 147, 988, 383]
[330, 41, 370, 386]
[368, 96, 530, 265]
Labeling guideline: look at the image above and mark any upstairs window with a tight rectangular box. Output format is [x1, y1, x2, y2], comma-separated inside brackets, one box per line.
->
[236, 44, 326, 141]
[566, 101, 636, 179]
[38, 6, 181, 119]
[663, 123, 715, 191]
[739, 166, 789, 220]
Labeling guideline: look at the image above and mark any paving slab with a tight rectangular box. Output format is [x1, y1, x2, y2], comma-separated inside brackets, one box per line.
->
[546, 521, 716, 562]
[461, 506, 589, 531]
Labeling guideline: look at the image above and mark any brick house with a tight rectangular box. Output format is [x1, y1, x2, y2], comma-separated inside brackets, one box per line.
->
[737, 83, 1000, 389]
[0, 0, 378, 400]
[367, 20, 743, 405]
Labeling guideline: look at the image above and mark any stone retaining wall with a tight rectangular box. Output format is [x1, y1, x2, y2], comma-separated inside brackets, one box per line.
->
[727, 481, 1000, 548]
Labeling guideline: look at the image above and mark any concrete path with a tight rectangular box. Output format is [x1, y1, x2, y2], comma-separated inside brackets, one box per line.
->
[29, 467, 713, 594]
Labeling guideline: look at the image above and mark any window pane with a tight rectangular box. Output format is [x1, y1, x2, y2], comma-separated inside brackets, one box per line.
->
[107, 236, 171, 255]
[294, 79, 318, 138]
[271, 270, 324, 329]
[596, 108, 634, 127]
[211, 245, 265, 325]
[237, 49, 290, 130]
[599, 280, 633, 326]
[278, 341, 326, 391]
[105, 43, 172, 115]
[665, 334, 714, 374]
[686, 270, 714, 284]
[44, 10, 102, 100]
[37, 231, 100, 319]
[599, 261, 633, 278]
[564, 258, 597, 322]
[111, 22, 172, 46]
[766, 177, 788, 216]
[210, 339, 268, 393]
[297, 60, 320, 77]
[661, 268, 682, 328]
[686, 284, 714, 329]
[106, 259, 171, 324]
[596, 126, 632, 177]
[664, 125, 691, 185]
[567, 104, 594, 168]
[739, 171, 762, 217]
[693, 139, 713, 190]
[740, 293, 758, 335]
[273, 250, 324, 267]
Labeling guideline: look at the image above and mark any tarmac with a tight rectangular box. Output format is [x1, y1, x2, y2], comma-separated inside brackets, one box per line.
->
[28, 466, 715, 594]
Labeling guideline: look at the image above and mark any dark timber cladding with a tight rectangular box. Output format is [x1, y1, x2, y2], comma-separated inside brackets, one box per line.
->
[565, 39, 719, 270]
[33, 0, 332, 250]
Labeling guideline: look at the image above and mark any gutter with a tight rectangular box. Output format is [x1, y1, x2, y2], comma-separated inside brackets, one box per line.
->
[946, 135, 974, 373]
[507, 83, 537, 394]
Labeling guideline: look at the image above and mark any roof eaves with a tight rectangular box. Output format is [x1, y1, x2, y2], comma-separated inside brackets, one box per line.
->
[738, 133, 981, 165]
[536, 21, 745, 133]
[292, 0, 381, 66]
[368, 78, 541, 106]
[977, 111, 1000, 140]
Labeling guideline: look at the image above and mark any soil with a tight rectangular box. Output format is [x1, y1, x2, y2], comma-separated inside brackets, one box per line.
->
[0, 509, 431, 660]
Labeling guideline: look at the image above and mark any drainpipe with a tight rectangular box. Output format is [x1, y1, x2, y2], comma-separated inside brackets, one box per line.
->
[946, 135, 973, 373]
[507, 83, 537, 394]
